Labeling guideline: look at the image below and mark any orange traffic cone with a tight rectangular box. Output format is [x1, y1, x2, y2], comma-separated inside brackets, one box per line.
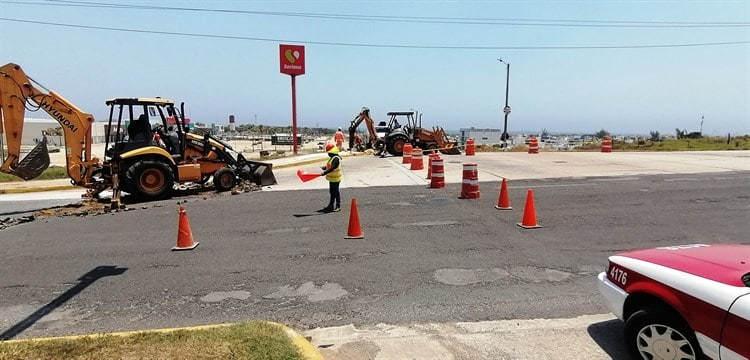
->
[345, 198, 364, 239]
[517, 189, 542, 229]
[173, 206, 199, 250]
[495, 178, 513, 210]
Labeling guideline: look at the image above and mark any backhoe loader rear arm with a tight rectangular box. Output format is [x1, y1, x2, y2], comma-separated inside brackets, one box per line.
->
[348, 107, 379, 149]
[0, 63, 98, 185]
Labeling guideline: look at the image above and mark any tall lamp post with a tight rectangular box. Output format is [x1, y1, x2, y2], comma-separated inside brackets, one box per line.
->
[497, 58, 511, 148]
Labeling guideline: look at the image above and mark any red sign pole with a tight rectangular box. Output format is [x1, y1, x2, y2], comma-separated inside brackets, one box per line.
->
[279, 44, 306, 155]
[291, 74, 298, 154]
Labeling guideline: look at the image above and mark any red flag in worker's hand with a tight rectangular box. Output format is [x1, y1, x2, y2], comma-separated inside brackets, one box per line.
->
[297, 169, 322, 182]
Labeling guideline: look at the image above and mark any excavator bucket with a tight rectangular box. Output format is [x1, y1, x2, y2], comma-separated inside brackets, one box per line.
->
[15, 140, 51, 180]
[244, 160, 277, 186]
[440, 143, 462, 155]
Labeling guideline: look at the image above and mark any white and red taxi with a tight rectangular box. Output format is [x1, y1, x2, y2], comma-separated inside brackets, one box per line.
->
[597, 243, 750, 360]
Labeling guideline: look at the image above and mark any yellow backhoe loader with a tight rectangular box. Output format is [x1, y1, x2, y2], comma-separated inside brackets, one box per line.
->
[0, 63, 275, 208]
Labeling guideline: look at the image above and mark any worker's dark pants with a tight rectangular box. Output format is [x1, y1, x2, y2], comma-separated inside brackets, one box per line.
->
[328, 181, 341, 209]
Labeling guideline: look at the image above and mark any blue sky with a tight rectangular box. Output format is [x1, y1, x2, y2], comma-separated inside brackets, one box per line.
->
[1, 0, 748, 136]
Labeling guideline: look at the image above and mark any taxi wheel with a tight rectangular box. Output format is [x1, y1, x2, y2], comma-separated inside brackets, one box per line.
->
[625, 305, 703, 360]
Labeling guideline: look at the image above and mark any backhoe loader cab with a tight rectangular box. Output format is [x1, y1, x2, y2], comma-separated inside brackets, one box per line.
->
[101, 98, 276, 202]
[382, 112, 415, 156]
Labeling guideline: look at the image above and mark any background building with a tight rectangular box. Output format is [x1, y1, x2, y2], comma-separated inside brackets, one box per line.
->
[16, 118, 110, 146]
[458, 128, 504, 146]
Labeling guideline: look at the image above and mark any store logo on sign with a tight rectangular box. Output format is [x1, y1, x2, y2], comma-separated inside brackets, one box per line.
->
[279, 44, 305, 76]
[283, 50, 302, 71]
[285, 49, 300, 64]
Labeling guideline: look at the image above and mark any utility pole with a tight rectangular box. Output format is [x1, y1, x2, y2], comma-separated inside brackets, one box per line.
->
[497, 59, 511, 149]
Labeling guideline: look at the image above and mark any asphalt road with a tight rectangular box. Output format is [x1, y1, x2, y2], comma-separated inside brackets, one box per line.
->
[1, 170, 748, 343]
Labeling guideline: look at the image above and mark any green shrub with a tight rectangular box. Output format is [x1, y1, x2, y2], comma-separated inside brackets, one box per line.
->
[0, 166, 68, 182]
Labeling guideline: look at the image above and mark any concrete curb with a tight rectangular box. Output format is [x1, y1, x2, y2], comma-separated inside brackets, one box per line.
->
[270, 322, 326, 360]
[0, 321, 325, 359]
[272, 151, 364, 170]
[0, 184, 76, 194]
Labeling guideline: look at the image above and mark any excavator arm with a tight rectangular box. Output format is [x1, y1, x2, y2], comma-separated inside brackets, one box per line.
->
[348, 107, 379, 150]
[0, 63, 99, 183]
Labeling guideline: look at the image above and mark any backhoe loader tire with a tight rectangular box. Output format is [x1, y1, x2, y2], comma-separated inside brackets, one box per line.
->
[425, 144, 438, 154]
[213, 167, 236, 192]
[386, 134, 410, 156]
[125, 160, 174, 200]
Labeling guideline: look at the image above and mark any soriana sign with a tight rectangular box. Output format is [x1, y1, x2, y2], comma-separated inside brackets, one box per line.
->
[279, 44, 305, 76]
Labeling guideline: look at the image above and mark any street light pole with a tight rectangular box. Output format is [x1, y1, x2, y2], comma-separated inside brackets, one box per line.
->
[497, 58, 511, 149]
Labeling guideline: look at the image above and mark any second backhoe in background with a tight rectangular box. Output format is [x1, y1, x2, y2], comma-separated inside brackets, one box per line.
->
[348, 107, 460, 156]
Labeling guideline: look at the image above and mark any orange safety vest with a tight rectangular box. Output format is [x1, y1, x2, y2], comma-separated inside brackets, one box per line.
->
[334, 131, 344, 144]
[325, 155, 342, 182]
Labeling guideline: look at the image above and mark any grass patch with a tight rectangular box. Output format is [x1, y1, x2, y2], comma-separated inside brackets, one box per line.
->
[474, 136, 750, 152]
[0, 322, 303, 360]
[0, 166, 68, 183]
[620, 136, 750, 151]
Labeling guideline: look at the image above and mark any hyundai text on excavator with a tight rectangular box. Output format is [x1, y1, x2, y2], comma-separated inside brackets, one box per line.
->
[0, 63, 275, 208]
[348, 107, 460, 157]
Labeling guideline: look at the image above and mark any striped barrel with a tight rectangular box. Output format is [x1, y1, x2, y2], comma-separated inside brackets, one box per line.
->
[466, 138, 475, 156]
[410, 147, 424, 170]
[426, 153, 435, 179]
[601, 137, 612, 153]
[528, 137, 539, 154]
[429, 157, 445, 189]
[402, 143, 413, 164]
[459, 163, 480, 199]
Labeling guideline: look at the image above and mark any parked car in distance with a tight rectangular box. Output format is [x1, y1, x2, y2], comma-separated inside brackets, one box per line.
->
[597, 243, 750, 360]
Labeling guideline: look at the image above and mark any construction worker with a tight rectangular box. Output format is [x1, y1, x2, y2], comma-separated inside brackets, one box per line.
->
[353, 133, 364, 152]
[334, 127, 345, 151]
[318, 144, 342, 213]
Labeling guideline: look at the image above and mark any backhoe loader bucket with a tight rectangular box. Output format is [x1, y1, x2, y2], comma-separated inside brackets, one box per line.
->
[16, 141, 51, 180]
[440, 143, 462, 155]
[243, 160, 277, 186]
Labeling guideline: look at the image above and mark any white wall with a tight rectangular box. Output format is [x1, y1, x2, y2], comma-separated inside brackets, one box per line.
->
[13, 118, 109, 146]
[459, 128, 504, 145]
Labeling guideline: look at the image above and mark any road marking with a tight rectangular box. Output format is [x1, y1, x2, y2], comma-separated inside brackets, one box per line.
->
[592, 177, 641, 182]
[4, 252, 32, 260]
[393, 220, 459, 227]
[510, 183, 596, 189]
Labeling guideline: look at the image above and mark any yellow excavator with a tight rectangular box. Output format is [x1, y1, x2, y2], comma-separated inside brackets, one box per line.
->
[0, 63, 275, 208]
